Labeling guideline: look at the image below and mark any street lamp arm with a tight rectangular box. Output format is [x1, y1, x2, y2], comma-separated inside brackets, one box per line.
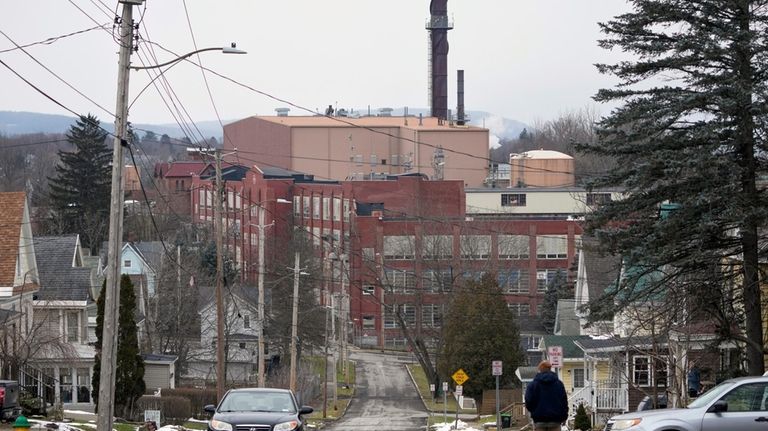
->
[131, 46, 246, 70]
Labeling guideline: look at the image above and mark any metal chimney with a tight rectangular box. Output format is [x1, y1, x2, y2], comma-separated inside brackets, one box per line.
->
[457, 70, 465, 126]
[427, 0, 453, 121]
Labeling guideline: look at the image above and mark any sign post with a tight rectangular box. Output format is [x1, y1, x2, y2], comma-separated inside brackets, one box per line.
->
[492, 360, 502, 430]
[451, 369, 469, 430]
[442, 381, 448, 425]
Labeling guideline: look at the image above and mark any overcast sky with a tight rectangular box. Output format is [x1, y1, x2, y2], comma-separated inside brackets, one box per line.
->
[1, 1, 631, 127]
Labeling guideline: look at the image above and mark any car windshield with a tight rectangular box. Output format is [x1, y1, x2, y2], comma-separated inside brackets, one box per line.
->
[219, 391, 296, 413]
[687, 381, 736, 409]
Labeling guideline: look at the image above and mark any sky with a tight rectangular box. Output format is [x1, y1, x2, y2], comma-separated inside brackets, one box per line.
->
[0, 1, 632, 128]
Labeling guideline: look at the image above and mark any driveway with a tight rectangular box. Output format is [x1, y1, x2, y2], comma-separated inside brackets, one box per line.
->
[324, 350, 428, 431]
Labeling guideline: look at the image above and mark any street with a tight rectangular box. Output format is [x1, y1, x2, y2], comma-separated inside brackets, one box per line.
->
[324, 350, 428, 431]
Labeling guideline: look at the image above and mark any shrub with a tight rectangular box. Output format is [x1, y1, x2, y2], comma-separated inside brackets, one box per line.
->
[162, 387, 218, 418]
[573, 403, 591, 431]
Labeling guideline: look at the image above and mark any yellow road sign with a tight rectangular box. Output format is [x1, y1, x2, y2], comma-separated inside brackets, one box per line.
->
[452, 368, 469, 385]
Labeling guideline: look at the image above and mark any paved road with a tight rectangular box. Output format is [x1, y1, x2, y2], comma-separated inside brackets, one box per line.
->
[324, 350, 429, 431]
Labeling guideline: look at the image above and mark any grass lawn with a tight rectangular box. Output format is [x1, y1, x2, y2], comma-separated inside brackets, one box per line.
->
[407, 364, 475, 415]
[182, 421, 209, 430]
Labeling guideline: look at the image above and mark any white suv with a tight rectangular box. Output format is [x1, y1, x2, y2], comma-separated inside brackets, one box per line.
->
[606, 375, 768, 431]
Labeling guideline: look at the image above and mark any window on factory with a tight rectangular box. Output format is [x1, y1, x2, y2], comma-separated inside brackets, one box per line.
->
[421, 235, 453, 260]
[343, 199, 351, 222]
[498, 235, 530, 259]
[370, 155, 378, 166]
[362, 316, 375, 330]
[497, 269, 529, 294]
[383, 235, 415, 260]
[302, 196, 310, 218]
[423, 270, 452, 293]
[313, 196, 321, 219]
[293, 196, 301, 217]
[354, 154, 363, 166]
[501, 193, 526, 207]
[333, 197, 341, 221]
[362, 285, 375, 295]
[460, 235, 491, 260]
[422, 304, 443, 328]
[384, 269, 416, 294]
[536, 235, 568, 259]
[391, 154, 400, 168]
[536, 269, 564, 292]
[507, 303, 531, 317]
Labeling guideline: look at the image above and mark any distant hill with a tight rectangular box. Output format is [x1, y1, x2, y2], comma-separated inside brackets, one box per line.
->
[0, 109, 528, 147]
[0, 111, 225, 139]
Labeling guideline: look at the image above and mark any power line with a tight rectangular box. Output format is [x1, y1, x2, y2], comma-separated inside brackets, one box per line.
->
[0, 25, 108, 54]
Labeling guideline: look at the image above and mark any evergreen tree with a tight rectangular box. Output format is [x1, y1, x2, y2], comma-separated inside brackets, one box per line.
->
[577, 0, 768, 374]
[47, 114, 111, 252]
[437, 274, 524, 406]
[574, 403, 591, 431]
[92, 275, 146, 417]
[540, 270, 569, 334]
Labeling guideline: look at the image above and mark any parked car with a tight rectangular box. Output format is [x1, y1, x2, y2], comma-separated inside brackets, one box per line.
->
[636, 394, 667, 411]
[605, 375, 768, 430]
[205, 388, 313, 431]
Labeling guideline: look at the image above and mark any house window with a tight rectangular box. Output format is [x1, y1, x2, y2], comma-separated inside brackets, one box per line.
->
[66, 312, 79, 343]
[573, 368, 585, 388]
[362, 285, 375, 295]
[243, 315, 250, 329]
[362, 315, 375, 330]
[76, 368, 90, 403]
[634, 356, 651, 387]
[497, 269, 529, 294]
[60, 368, 73, 403]
[586, 192, 612, 206]
[239, 342, 246, 349]
[124, 260, 132, 268]
[501, 193, 526, 207]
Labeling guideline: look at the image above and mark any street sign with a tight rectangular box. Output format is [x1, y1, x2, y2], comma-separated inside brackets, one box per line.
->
[442, 382, 448, 392]
[492, 360, 503, 376]
[430, 384, 435, 392]
[548, 345, 563, 367]
[455, 385, 463, 396]
[452, 368, 469, 385]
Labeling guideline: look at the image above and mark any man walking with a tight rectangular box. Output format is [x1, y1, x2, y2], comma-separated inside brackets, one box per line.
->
[525, 360, 568, 431]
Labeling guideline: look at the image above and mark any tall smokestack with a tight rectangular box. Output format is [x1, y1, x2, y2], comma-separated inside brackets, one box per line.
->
[427, 0, 453, 121]
[457, 69, 465, 126]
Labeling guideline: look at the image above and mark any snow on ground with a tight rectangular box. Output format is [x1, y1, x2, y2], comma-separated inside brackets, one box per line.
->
[431, 420, 483, 431]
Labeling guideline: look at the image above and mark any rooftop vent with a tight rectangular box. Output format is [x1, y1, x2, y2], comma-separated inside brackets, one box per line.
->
[379, 107, 393, 117]
[275, 108, 290, 117]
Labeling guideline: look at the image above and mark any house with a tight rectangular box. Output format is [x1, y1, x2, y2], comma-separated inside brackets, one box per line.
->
[574, 237, 622, 336]
[183, 287, 265, 385]
[0, 193, 41, 378]
[28, 234, 96, 408]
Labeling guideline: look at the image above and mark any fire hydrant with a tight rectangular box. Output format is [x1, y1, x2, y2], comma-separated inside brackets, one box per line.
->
[12, 415, 31, 430]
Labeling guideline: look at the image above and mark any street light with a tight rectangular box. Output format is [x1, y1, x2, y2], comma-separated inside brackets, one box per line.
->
[131, 44, 247, 70]
[98, 3, 246, 428]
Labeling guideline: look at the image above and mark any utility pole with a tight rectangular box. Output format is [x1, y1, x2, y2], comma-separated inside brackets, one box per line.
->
[256, 204, 269, 387]
[97, 1, 139, 429]
[214, 150, 226, 400]
[331, 293, 338, 406]
[289, 250, 300, 392]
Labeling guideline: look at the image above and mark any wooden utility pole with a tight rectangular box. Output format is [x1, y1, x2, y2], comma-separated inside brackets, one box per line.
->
[289, 251, 300, 392]
[98, 1, 139, 429]
[214, 150, 226, 400]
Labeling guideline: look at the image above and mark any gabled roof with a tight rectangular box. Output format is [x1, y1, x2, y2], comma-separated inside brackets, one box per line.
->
[0, 192, 26, 286]
[159, 161, 209, 178]
[574, 335, 664, 353]
[582, 237, 622, 302]
[554, 299, 580, 335]
[541, 335, 591, 359]
[34, 235, 92, 302]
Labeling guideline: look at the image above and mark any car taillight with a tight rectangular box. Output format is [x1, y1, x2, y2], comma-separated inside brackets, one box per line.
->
[0, 387, 6, 406]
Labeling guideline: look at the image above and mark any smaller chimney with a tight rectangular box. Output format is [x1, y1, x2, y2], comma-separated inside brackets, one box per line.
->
[275, 107, 290, 117]
[457, 70, 465, 126]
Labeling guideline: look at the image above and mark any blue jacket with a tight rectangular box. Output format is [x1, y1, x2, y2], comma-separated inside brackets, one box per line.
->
[524, 371, 568, 423]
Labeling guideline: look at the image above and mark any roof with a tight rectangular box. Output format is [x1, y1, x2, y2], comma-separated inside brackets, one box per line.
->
[515, 366, 538, 382]
[575, 336, 663, 353]
[143, 353, 178, 363]
[541, 335, 591, 358]
[160, 161, 209, 178]
[34, 235, 92, 301]
[512, 150, 573, 160]
[518, 316, 547, 334]
[227, 388, 293, 394]
[0, 192, 26, 286]
[235, 115, 486, 132]
[581, 237, 622, 304]
[554, 299, 580, 335]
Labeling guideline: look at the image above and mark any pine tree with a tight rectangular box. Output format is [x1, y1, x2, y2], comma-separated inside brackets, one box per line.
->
[577, 0, 768, 375]
[92, 275, 146, 417]
[574, 403, 591, 431]
[47, 114, 111, 252]
[437, 274, 524, 406]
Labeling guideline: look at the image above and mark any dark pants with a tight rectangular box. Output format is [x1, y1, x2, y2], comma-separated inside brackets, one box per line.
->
[534, 422, 561, 431]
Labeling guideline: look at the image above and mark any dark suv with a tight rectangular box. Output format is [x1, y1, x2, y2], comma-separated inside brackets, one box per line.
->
[205, 388, 313, 431]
